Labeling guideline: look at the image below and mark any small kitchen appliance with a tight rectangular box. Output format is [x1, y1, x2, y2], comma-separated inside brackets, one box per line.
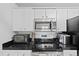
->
[13, 34, 31, 43]
[58, 33, 71, 48]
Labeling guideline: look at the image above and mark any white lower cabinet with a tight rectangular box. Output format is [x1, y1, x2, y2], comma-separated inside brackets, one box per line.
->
[17, 50, 32, 56]
[0, 50, 32, 56]
[0, 50, 77, 56]
[47, 52, 63, 56]
[32, 52, 63, 56]
[63, 50, 77, 56]
[1, 50, 18, 56]
[0, 51, 2, 56]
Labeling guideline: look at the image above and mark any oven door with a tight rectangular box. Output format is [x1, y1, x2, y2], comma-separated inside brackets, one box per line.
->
[35, 43, 59, 50]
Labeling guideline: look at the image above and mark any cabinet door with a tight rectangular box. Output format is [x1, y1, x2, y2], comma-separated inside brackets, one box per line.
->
[57, 9, 67, 32]
[12, 8, 34, 31]
[63, 50, 77, 56]
[1, 50, 32, 56]
[2, 50, 18, 56]
[17, 50, 32, 56]
[68, 9, 79, 19]
[46, 9, 56, 19]
[34, 9, 45, 18]
[0, 44, 2, 50]
[0, 50, 3, 56]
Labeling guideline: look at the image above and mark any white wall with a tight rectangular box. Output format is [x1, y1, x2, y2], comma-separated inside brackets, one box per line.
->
[0, 3, 15, 47]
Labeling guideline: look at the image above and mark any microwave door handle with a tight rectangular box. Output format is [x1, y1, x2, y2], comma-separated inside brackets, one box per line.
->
[50, 21, 51, 29]
[35, 22, 36, 29]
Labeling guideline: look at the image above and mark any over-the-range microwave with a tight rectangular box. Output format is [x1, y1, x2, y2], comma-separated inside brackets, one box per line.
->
[34, 18, 56, 31]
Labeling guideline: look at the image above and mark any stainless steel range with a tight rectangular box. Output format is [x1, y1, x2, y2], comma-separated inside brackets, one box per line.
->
[32, 18, 61, 51]
[33, 38, 60, 51]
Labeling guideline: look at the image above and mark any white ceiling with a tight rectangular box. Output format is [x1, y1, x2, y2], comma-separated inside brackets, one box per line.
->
[16, 3, 79, 8]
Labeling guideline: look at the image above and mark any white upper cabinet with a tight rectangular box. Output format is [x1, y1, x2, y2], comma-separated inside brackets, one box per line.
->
[34, 9, 45, 18]
[68, 9, 79, 19]
[34, 9, 56, 19]
[46, 9, 56, 19]
[12, 8, 79, 32]
[12, 8, 34, 31]
[57, 9, 67, 32]
[57, 8, 79, 32]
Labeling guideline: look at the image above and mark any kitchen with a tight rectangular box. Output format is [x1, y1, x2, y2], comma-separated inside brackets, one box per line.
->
[0, 3, 79, 56]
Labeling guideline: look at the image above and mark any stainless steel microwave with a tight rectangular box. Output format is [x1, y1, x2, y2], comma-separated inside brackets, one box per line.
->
[34, 18, 56, 31]
[35, 21, 51, 30]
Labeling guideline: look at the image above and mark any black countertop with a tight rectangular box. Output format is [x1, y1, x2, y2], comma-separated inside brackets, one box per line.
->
[3, 44, 32, 50]
[2, 40, 77, 51]
[2, 40, 32, 50]
[63, 45, 77, 50]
